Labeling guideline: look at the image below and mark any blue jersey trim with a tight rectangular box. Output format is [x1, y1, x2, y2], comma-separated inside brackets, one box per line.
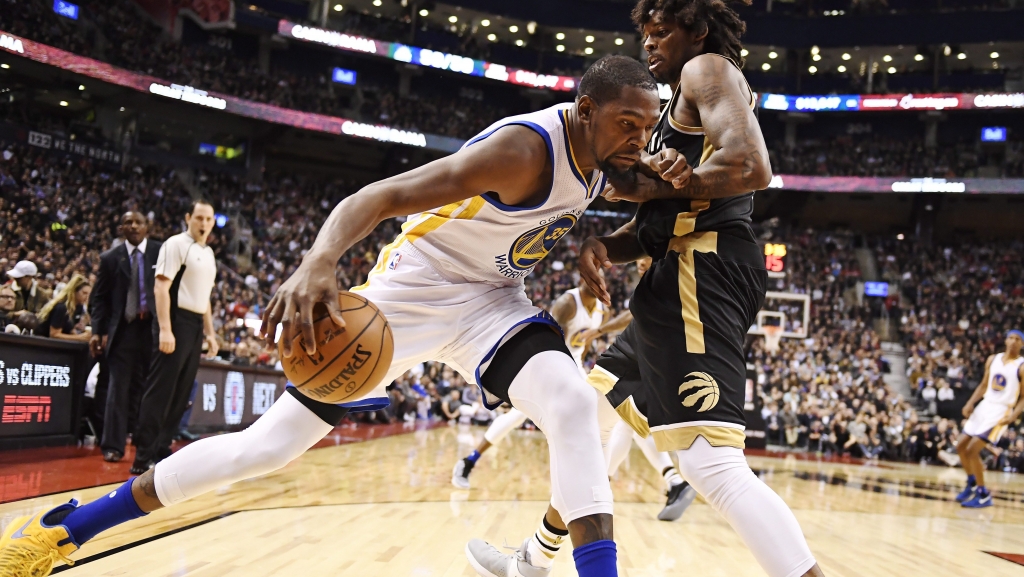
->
[473, 311, 563, 411]
[285, 383, 391, 414]
[465, 120, 554, 212]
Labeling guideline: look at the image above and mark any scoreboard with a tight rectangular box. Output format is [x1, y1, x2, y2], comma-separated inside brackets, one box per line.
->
[764, 242, 787, 275]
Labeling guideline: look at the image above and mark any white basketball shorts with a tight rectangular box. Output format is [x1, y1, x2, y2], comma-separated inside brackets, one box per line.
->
[348, 246, 557, 409]
[963, 399, 1013, 444]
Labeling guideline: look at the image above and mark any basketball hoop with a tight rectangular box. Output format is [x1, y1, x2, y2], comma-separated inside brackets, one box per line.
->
[763, 325, 783, 354]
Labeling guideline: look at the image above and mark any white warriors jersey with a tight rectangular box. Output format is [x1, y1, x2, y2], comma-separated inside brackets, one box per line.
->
[378, 103, 606, 286]
[983, 353, 1024, 406]
[562, 288, 605, 366]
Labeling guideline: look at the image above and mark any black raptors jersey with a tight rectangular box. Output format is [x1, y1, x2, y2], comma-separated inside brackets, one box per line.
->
[635, 55, 758, 260]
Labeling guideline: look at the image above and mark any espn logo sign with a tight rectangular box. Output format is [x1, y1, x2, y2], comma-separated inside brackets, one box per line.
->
[1, 395, 52, 424]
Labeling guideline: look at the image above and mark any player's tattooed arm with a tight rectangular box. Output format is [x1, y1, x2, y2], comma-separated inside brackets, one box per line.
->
[607, 55, 771, 203]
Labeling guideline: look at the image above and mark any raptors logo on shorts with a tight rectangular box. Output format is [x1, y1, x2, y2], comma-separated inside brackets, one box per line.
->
[679, 372, 720, 413]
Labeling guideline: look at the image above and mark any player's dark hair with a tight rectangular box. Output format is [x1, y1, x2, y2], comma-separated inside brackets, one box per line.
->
[188, 198, 215, 215]
[577, 55, 658, 105]
[632, 0, 751, 67]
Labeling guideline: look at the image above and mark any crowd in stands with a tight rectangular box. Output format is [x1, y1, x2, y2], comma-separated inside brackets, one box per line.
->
[768, 136, 1024, 179]
[1, 0, 516, 140]
[0, 139, 633, 423]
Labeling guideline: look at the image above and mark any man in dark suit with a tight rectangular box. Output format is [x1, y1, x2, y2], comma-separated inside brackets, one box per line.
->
[90, 211, 162, 462]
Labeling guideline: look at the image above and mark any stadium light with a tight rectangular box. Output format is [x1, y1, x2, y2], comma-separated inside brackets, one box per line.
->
[585, 35, 595, 43]
[78, 84, 85, 90]
[480, 19, 490, 27]
[584, 47, 593, 55]
[842, 53, 851, 60]
[372, 0, 381, 5]
[990, 51, 1000, 58]
[59, 100, 68, 106]
[487, 33, 496, 41]
[762, 63, 771, 71]
[615, 38, 623, 46]
[897, 233, 904, 240]
[943, 45, 951, 56]
[837, 65, 847, 72]
[883, 55, 892, 62]
[812, 54, 821, 62]
[516, 39, 525, 47]
[449, 15, 457, 23]
[527, 21, 536, 34]
[957, 52, 966, 60]
[914, 54, 924, 61]
[556, 44, 565, 52]
[419, 9, 428, 16]
[887, 66, 896, 74]
[556, 32, 565, 40]
[333, 4, 343, 11]
[740, 48, 748, 57]
[811, 45, 820, 55]
[808, 66, 817, 74]
[119, 106, 125, 111]
[0, 63, 8, 69]
[768, 51, 778, 59]
[509, 25, 518, 33]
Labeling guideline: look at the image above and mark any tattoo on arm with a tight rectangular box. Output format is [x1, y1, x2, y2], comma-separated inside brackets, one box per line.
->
[741, 151, 763, 185]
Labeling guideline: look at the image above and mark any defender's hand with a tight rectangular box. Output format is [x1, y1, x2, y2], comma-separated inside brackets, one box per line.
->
[647, 149, 692, 189]
[159, 328, 176, 355]
[260, 253, 346, 357]
[579, 237, 612, 307]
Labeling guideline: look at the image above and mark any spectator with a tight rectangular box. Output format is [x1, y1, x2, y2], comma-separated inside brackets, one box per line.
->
[0, 284, 16, 327]
[7, 260, 51, 315]
[34, 274, 92, 342]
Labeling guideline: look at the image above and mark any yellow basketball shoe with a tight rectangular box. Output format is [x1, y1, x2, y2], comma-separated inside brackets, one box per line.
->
[0, 500, 80, 577]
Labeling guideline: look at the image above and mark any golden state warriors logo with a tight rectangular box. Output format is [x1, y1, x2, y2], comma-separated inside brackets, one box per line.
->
[495, 214, 577, 279]
[993, 374, 1008, 392]
[679, 372, 720, 412]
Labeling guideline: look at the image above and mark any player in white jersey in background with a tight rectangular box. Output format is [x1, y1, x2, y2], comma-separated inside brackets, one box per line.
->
[0, 56, 662, 577]
[452, 277, 607, 489]
[956, 330, 1024, 508]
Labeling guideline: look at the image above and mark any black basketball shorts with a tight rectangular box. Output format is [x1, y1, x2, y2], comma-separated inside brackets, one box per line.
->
[595, 231, 766, 452]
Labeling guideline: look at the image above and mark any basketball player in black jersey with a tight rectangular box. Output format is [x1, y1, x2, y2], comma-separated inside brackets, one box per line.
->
[469, 3, 823, 576]
[582, 1, 824, 576]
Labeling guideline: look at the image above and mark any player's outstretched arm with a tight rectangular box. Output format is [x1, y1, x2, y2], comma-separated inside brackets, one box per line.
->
[261, 126, 549, 356]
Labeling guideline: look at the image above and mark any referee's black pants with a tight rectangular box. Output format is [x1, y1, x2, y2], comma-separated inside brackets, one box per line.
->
[133, 310, 204, 466]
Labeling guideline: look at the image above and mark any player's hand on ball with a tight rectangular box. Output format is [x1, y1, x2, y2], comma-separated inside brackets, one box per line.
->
[261, 255, 346, 357]
[580, 237, 612, 307]
[158, 327, 176, 355]
[648, 149, 692, 189]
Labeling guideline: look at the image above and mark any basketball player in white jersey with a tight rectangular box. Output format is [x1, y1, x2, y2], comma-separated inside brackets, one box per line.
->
[0, 56, 661, 577]
[956, 330, 1024, 508]
[451, 277, 607, 489]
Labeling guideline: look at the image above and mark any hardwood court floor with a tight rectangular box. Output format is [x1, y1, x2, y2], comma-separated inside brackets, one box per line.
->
[2, 424, 1023, 576]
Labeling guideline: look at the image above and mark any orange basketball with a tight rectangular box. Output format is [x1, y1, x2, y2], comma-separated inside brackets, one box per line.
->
[280, 291, 394, 404]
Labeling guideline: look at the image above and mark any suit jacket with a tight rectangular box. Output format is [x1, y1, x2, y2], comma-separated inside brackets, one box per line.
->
[90, 239, 162, 349]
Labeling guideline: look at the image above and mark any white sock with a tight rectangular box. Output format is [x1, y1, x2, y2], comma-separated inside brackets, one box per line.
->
[663, 466, 685, 490]
[526, 516, 567, 569]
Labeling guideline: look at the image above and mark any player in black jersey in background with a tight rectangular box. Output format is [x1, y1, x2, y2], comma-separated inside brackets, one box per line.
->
[581, 1, 825, 576]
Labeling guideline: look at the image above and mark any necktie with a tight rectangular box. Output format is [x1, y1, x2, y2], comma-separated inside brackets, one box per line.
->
[125, 249, 142, 321]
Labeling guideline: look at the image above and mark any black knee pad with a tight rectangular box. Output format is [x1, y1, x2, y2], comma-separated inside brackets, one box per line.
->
[480, 323, 572, 406]
[286, 386, 350, 426]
